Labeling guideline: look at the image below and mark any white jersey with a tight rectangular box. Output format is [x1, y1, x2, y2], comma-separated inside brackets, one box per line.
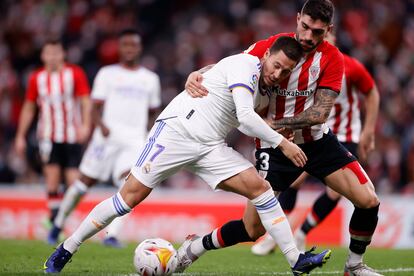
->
[91, 64, 161, 144]
[157, 53, 275, 146]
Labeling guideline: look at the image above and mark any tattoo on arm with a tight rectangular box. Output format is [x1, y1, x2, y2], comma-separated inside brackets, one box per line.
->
[273, 88, 338, 130]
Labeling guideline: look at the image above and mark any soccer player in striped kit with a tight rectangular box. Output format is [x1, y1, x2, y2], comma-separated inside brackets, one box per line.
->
[251, 29, 380, 261]
[14, 40, 91, 227]
[181, 1, 382, 275]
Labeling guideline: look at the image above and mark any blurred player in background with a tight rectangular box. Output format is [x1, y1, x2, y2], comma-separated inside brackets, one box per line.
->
[14, 40, 91, 227]
[47, 29, 161, 247]
[44, 37, 333, 275]
[180, 1, 383, 275]
[251, 30, 380, 256]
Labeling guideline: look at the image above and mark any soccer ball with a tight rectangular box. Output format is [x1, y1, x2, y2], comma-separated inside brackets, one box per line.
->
[133, 238, 178, 276]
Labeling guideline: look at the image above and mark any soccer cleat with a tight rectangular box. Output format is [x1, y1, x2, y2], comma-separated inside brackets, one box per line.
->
[47, 226, 62, 245]
[175, 234, 201, 273]
[291, 246, 331, 276]
[102, 237, 124, 248]
[43, 244, 72, 273]
[251, 234, 277, 256]
[294, 230, 306, 252]
[344, 262, 384, 276]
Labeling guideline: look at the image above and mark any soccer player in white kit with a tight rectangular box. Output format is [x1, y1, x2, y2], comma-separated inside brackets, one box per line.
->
[44, 36, 331, 274]
[47, 29, 161, 246]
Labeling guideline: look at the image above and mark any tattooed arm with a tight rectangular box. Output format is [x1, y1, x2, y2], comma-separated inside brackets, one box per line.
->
[270, 88, 338, 130]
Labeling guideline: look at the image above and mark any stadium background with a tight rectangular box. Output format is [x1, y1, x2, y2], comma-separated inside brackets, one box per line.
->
[0, 0, 413, 248]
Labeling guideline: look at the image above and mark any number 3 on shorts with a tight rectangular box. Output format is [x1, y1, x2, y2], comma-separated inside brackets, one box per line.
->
[258, 152, 270, 171]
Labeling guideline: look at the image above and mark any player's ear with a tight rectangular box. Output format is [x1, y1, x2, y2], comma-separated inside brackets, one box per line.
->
[326, 24, 334, 37]
[264, 49, 270, 59]
[296, 12, 301, 23]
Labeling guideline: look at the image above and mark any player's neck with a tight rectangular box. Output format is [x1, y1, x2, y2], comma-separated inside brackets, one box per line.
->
[120, 61, 140, 70]
[45, 64, 64, 73]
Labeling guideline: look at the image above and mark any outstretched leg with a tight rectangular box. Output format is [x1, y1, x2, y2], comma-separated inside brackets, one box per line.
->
[44, 174, 152, 273]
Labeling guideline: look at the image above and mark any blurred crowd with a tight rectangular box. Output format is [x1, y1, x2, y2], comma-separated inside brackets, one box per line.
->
[0, 0, 413, 193]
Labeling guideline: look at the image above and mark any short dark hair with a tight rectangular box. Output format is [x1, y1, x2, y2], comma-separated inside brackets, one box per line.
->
[43, 38, 63, 48]
[301, 0, 334, 24]
[269, 36, 303, 63]
[119, 28, 141, 38]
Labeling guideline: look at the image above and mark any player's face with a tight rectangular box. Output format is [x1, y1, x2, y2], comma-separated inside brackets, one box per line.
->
[260, 50, 297, 87]
[41, 44, 65, 70]
[119, 34, 142, 65]
[296, 13, 332, 52]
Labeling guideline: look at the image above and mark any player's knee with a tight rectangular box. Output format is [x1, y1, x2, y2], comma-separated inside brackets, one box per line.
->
[364, 193, 380, 208]
[248, 178, 272, 199]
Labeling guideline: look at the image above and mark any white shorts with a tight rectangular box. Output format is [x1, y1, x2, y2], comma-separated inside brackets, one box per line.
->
[130, 121, 253, 189]
[79, 134, 143, 187]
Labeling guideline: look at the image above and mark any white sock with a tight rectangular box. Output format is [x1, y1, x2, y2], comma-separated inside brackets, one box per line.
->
[54, 179, 89, 228]
[251, 188, 300, 267]
[190, 237, 206, 257]
[63, 192, 131, 254]
[346, 250, 363, 266]
[106, 213, 129, 239]
[296, 228, 306, 240]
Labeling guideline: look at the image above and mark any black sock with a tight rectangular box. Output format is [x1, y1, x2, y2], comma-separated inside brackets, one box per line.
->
[301, 192, 339, 234]
[202, 219, 253, 250]
[349, 204, 379, 254]
[278, 187, 298, 214]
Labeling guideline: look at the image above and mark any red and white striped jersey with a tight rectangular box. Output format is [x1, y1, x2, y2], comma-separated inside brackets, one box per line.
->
[327, 54, 375, 143]
[245, 32, 344, 146]
[26, 64, 90, 143]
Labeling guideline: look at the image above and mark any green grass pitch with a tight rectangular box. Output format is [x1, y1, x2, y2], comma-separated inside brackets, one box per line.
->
[1, 239, 413, 275]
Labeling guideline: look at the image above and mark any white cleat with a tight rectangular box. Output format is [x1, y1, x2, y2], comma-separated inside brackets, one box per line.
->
[344, 262, 384, 276]
[176, 234, 200, 273]
[294, 230, 306, 252]
[251, 234, 277, 256]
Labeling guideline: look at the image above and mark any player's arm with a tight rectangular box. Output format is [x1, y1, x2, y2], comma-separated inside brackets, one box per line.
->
[185, 64, 215, 98]
[15, 72, 38, 156]
[14, 100, 37, 156]
[91, 100, 109, 137]
[78, 95, 91, 143]
[271, 49, 344, 130]
[359, 85, 379, 161]
[270, 88, 338, 130]
[233, 87, 307, 167]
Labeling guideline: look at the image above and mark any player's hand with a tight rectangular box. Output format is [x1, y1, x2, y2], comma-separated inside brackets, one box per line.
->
[14, 135, 26, 157]
[358, 130, 375, 163]
[275, 127, 294, 141]
[278, 138, 307, 167]
[185, 71, 208, 98]
[77, 124, 91, 143]
[100, 124, 110, 137]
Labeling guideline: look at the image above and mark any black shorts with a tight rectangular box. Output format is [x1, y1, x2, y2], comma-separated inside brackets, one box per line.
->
[341, 142, 358, 159]
[255, 130, 357, 191]
[39, 142, 83, 168]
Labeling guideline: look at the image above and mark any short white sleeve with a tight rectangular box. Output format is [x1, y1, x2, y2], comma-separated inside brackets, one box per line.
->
[226, 54, 259, 94]
[91, 68, 109, 101]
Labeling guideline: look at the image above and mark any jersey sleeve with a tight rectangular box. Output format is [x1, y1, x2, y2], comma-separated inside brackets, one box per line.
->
[348, 57, 375, 95]
[73, 65, 90, 97]
[318, 48, 344, 93]
[90, 68, 108, 101]
[25, 71, 38, 102]
[149, 74, 162, 109]
[226, 55, 259, 94]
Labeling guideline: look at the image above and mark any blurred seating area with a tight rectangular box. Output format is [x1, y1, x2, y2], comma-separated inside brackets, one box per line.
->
[0, 0, 413, 193]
